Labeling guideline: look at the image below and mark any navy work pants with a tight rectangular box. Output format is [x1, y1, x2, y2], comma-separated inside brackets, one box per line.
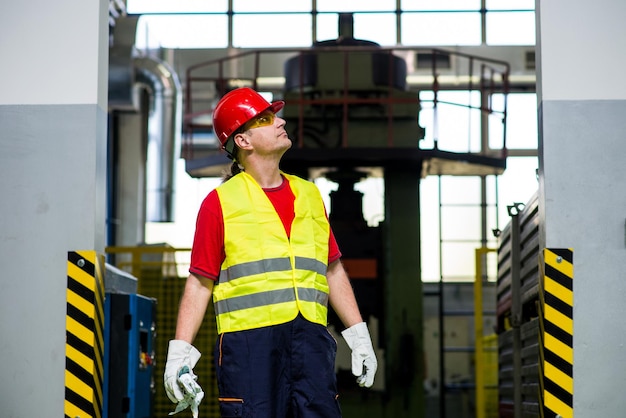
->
[214, 314, 342, 418]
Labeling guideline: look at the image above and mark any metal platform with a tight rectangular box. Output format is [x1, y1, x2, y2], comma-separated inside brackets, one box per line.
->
[184, 147, 506, 178]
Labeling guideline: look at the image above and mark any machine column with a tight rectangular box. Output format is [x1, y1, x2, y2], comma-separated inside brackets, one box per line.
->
[383, 166, 424, 416]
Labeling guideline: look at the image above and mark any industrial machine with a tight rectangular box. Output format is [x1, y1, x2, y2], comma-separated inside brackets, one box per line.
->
[282, 13, 424, 150]
[103, 265, 156, 418]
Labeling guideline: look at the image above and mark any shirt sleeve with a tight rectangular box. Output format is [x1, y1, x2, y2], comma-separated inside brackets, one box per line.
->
[189, 190, 224, 281]
[328, 227, 342, 264]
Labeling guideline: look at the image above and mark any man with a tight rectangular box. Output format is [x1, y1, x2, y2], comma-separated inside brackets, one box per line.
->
[164, 87, 377, 418]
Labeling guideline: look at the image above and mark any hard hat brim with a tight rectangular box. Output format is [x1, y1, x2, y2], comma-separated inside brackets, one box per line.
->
[269, 100, 285, 114]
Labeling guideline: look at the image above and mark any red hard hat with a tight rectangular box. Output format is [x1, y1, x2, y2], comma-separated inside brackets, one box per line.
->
[212, 87, 285, 146]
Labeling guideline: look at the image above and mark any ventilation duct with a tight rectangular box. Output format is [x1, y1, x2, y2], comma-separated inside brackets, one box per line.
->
[109, 16, 138, 109]
[134, 56, 182, 222]
[109, 15, 182, 223]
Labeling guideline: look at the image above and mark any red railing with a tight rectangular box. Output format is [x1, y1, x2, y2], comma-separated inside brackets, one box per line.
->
[182, 46, 510, 160]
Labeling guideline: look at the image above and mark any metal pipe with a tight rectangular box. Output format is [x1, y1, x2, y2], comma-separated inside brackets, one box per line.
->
[134, 55, 182, 222]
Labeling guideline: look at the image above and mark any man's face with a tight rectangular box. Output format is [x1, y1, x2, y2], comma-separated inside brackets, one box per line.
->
[242, 111, 292, 156]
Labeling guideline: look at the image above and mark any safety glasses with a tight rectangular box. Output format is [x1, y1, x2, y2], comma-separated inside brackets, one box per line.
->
[242, 111, 275, 131]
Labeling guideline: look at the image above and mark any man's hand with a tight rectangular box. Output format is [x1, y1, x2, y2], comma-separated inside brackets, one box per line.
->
[164, 340, 204, 417]
[341, 322, 378, 388]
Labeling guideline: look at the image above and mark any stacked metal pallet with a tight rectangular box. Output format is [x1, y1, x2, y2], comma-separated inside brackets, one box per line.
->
[496, 191, 541, 417]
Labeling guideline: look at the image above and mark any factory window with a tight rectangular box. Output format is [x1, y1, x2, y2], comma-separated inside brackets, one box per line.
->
[486, 11, 536, 45]
[231, 0, 313, 47]
[402, 0, 481, 11]
[494, 157, 538, 221]
[420, 175, 501, 282]
[233, 14, 312, 47]
[134, 15, 229, 49]
[419, 92, 537, 152]
[401, 12, 482, 45]
[486, 0, 536, 45]
[422, 157, 540, 282]
[233, 0, 312, 12]
[127, 0, 227, 14]
[419, 91, 483, 153]
[317, 0, 396, 12]
[486, 0, 535, 10]
[489, 93, 538, 149]
[128, 0, 228, 49]
[127, 1, 535, 48]
[316, 13, 397, 46]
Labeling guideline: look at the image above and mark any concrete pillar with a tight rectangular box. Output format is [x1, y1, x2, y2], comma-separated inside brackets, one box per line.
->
[0, 1, 109, 416]
[114, 110, 147, 246]
[536, 1, 626, 416]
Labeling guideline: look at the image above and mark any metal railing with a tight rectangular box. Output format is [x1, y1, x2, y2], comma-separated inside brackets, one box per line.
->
[181, 46, 510, 160]
[105, 245, 191, 281]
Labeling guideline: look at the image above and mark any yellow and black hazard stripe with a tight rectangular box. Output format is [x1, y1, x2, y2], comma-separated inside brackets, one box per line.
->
[65, 251, 105, 418]
[539, 248, 573, 418]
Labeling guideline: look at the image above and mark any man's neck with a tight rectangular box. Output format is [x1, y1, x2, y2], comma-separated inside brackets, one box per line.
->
[243, 161, 283, 188]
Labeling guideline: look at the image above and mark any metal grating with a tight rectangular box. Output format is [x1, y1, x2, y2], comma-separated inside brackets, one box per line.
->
[520, 319, 540, 417]
[518, 192, 540, 310]
[138, 270, 220, 418]
[496, 222, 513, 332]
[497, 329, 515, 418]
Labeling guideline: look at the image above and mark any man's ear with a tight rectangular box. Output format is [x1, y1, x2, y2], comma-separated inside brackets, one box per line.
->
[233, 132, 252, 150]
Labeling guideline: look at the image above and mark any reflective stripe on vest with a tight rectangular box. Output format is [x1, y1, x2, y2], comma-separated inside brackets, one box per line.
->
[219, 256, 327, 283]
[214, 287, 329, 316]
[214, 172, 330, 333]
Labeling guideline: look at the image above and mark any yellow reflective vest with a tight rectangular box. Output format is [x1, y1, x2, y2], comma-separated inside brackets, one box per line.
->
[213, 172, 330, 333]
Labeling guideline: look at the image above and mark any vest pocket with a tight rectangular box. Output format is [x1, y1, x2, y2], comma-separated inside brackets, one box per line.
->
[218, 397, 245, 417]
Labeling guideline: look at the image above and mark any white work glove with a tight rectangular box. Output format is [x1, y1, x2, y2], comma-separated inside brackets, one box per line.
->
[164, 340, 204, 418]
[341, 322, 378, 388]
